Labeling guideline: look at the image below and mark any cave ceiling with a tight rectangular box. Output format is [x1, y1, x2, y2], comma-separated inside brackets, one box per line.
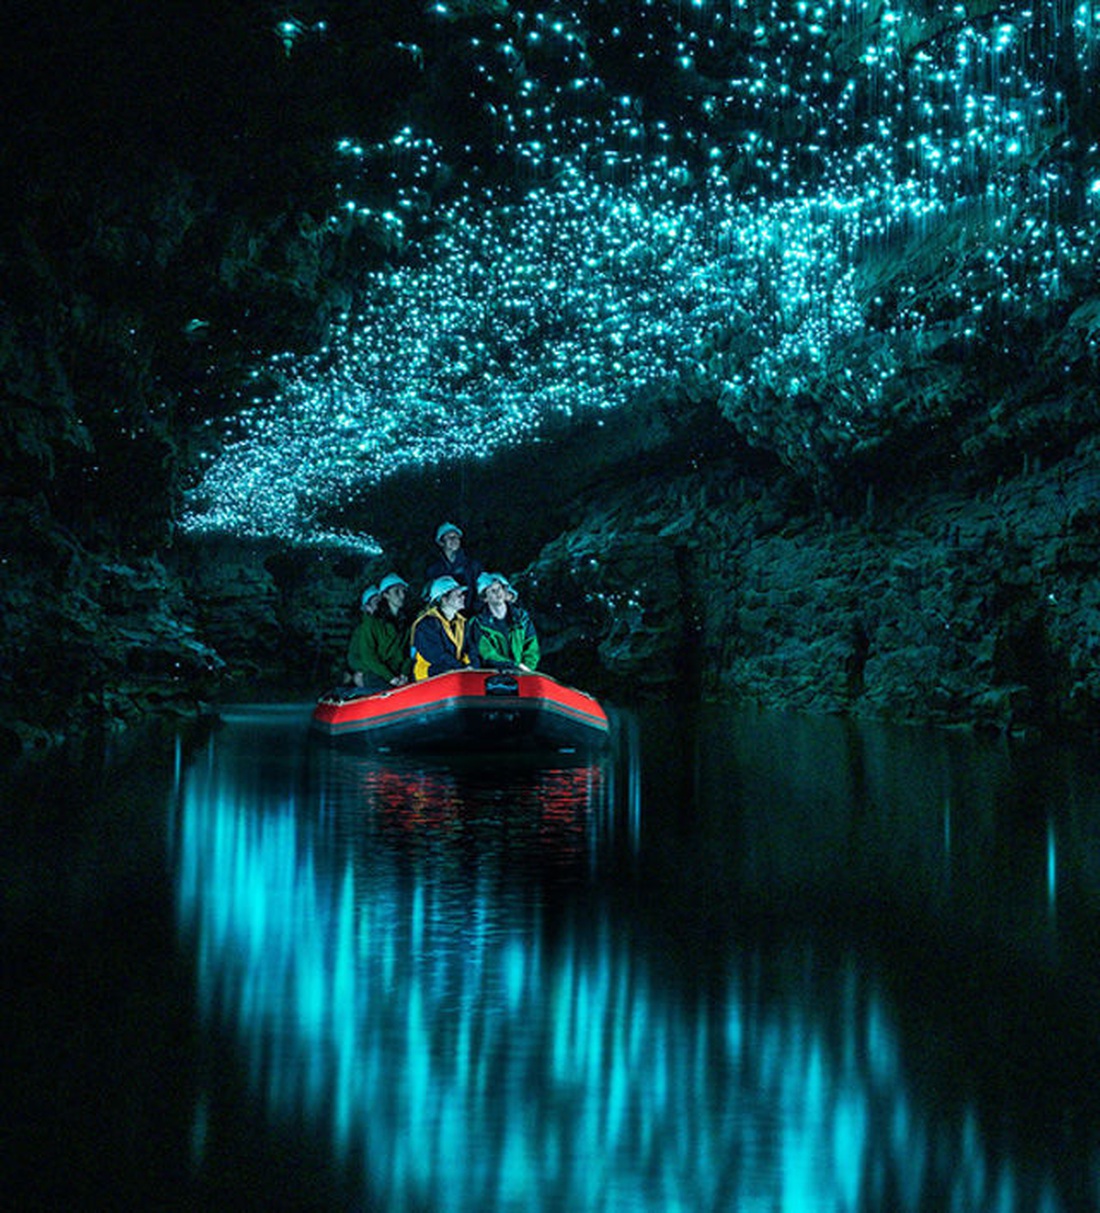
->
[2, 1, 1097, 553]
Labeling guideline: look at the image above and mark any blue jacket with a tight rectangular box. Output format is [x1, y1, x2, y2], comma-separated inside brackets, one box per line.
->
[410, 608, 469, 680]
[424, 549, 484, 604]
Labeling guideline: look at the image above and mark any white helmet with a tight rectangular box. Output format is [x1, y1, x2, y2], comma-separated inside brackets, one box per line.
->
[428, 575, 464, 603]
[477, 571, 507, 596]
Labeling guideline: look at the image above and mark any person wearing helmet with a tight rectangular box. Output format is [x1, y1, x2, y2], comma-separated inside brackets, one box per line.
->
[378, 571, 411, 611]
[468, 572, 540, 672]
[347, 572, 412, 690]
[410, 575, 471, 680]
[345, 584, 381, 684]
[424, 522, 484, 608]
[360, 584, 382, 615]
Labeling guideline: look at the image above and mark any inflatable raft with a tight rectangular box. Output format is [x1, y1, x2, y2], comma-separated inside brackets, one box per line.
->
[311, 669, 609, 752]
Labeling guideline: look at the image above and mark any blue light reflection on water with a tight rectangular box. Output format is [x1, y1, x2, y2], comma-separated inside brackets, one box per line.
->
[171, 705, 1096, 1212]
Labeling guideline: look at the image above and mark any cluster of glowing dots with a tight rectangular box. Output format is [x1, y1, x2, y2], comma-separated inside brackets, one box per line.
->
[183, 0, 1099, 545]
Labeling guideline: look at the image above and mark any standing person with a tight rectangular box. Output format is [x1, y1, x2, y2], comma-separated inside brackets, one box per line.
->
[424, 522, 483, 608]
[347, 572, 412, 690]
[410, 575, 470, 680]
[468, 572, 540, 672]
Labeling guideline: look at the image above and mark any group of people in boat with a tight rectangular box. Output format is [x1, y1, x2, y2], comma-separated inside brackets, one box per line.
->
[346, 522, 540, 692]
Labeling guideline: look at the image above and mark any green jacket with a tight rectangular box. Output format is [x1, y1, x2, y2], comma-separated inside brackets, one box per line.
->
[468, 604, 539, 671]
[347, 613, 409, 682]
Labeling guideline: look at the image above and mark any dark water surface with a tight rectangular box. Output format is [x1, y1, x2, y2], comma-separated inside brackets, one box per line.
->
[5, 703, 1100, 1212]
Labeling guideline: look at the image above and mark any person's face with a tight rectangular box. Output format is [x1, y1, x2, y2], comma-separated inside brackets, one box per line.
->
[485, 581, 507, 608]
[443, 587, 466, 613]
[441, 531, 462, 557]
[384, 584, 406, 611]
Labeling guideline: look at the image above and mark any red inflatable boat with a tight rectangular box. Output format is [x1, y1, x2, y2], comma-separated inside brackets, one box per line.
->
[311, 669, 610, 752]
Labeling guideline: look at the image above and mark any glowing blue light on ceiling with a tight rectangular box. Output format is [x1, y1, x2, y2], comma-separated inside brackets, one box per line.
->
[182, 0, 1099, 547]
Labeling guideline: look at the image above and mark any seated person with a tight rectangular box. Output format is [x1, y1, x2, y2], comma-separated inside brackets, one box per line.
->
[347, 572, 412, 690]
[410, 575, 470, 680]
[467, 572, 540, 672]
[345, 583, 379, 683]
[424, 522, 483, 607]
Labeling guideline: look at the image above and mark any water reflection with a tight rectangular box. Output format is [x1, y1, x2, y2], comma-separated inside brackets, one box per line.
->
[674, 708, 1100, 950]
[172, 705, 1099, 1212]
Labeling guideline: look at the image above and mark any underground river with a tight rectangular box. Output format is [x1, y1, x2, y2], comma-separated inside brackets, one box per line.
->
[5, 701, 1100, 1212]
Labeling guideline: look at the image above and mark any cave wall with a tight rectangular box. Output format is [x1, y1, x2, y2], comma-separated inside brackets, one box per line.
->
[4, 1, 1100, 749]
[519, 433, 1100, 733]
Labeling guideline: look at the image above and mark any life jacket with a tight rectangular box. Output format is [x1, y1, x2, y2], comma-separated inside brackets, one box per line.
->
[410, 607, 469, 681]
